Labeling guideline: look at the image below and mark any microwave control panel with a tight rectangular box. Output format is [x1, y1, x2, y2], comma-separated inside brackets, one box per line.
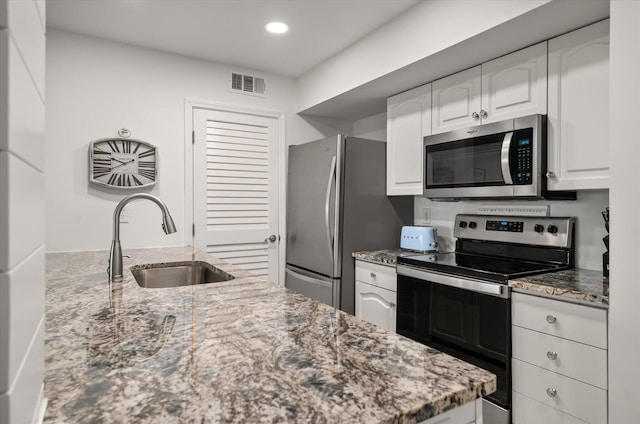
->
[512, 128, 533, 185]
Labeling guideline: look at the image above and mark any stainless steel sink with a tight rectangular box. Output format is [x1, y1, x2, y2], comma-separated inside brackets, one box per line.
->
[131, 261, 234, 288]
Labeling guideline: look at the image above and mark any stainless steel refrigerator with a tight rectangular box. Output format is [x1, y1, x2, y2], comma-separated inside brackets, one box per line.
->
[285, 135, 413, 315]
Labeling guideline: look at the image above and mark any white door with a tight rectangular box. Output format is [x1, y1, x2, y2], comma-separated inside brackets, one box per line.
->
[192, 107, 280, 282]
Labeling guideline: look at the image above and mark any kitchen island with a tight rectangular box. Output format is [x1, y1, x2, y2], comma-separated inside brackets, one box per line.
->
[44, 247, 495, 423]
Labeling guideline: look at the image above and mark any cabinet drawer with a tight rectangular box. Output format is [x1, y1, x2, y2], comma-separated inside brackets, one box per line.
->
[512, 391, 588, 424]
[512, 326, 607, 389]
[355, 260, 396, 292]
[512, 293, 607, 348]
[513, 359, 607, 424]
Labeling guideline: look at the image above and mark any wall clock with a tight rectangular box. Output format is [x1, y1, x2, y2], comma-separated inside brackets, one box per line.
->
[89, 138, 157, 189]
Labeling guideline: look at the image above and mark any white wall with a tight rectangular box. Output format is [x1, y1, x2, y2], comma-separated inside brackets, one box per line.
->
[0, 0, 47, 422]
[608, 1, 640, 422]
[297, 0, 550, 113]
[46, 29, 346, 253]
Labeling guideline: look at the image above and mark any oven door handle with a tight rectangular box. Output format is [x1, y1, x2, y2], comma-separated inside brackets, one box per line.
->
[396, 264, 509, 298]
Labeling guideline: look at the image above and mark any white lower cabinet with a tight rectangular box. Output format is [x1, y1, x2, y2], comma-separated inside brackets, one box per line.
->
[512, 293, 608, 423]
[354, 260, 396, 332]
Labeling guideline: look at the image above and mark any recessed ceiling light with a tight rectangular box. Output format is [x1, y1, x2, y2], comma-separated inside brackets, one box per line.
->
[265, 21, 289, 34]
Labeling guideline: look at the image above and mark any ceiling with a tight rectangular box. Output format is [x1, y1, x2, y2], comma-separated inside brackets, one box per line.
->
[46, 0, 421, 78]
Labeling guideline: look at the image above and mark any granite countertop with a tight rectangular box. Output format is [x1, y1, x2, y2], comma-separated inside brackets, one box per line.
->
[509, 268, 609, 308]
[45, 246, 496, 423]
[353, 250, 608, 308]
[352, 249, 415, 267]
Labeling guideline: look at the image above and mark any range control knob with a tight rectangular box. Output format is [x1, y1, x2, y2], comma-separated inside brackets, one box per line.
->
[534, 224, 545, 233]
[547, 225, 558, 234]
[468, 221, 477, 229]
[459, 221, 468, 228]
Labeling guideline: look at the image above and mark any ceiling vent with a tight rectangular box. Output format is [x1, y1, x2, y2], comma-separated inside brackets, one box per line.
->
[230, 72, 266, 97]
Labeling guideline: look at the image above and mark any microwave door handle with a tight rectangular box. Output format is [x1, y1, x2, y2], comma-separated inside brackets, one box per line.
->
[324, 156, 337, 256]
[501, 132, 513, 185]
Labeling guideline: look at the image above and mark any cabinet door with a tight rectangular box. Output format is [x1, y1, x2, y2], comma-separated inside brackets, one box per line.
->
[355, 281, 397, 332]
[547, 19, 609, 190]
[386, 84, 431, 196]
[481, 42, 547, 124]
[432, 66, 481, 134]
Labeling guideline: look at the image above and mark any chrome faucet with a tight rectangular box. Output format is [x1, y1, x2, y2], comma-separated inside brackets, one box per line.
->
[108, 193, 177, 280]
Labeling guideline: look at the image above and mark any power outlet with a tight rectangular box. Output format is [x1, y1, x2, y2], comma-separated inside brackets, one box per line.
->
[422, 207, 431, 224]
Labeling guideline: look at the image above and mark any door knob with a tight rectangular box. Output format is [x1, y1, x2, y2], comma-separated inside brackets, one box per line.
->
[264, 234, 277, 243]
[480, 109, 488, 119]
[472, 112, 480, 120]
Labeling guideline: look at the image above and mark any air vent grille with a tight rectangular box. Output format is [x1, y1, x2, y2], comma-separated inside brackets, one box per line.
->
[230, 72, 266, 97]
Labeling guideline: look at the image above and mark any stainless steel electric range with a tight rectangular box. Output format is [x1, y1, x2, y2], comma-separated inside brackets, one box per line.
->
[396, 214, 575, 424]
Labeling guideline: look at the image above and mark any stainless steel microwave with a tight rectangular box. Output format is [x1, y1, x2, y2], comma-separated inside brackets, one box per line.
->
[423, 114, 575, 200]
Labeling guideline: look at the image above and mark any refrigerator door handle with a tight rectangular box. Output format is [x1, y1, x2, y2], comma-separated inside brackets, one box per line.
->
[324, 156, 337, 258]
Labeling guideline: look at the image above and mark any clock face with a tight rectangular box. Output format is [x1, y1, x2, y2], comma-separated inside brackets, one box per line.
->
[89, 138, 157, 189]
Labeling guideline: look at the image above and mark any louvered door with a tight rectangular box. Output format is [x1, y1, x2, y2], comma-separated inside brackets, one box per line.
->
[193, 108, 280, 282]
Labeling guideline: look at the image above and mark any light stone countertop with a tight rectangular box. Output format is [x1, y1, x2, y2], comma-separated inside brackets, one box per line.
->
[353, 250, 608, 308]
[352, 249, 419, 267]
[509, 268, 609, 308]
[44, 246, 496, 423]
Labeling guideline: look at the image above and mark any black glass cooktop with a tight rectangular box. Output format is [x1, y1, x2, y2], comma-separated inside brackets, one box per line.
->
[397, 251, 566, 284]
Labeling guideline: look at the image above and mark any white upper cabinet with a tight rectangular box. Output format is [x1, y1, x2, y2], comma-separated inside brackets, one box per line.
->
[481, 42, 548, 124]
[431, 66, 481, 134]
[432, 42, 547, 134]
[547, 19, 610, 191]
[386, 84, 431, 196]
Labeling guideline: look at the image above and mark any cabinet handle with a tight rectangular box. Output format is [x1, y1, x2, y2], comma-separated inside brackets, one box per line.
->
[546, 351, 558, 360]
[472, 112, 480, 120]
[546, 171, 556, 178]
[546, 388, 558, 398]
[370, 272, 376, 278]
[546, 314, 557, 324]
[480, 109, 488, 119]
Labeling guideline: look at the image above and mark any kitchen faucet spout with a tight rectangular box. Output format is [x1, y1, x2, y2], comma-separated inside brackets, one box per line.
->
[108, 193, 177, 280]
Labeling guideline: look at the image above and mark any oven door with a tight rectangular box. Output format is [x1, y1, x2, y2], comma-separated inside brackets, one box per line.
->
[396, 264, 511, 420]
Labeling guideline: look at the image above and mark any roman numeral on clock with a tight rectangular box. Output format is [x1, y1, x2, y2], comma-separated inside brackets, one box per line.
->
[107, 141, 120, 153]
[139, 169, 155, 180]
[93, 167, 111, 178]
[93, 158, 111, 167]
[139, 161, 155, 169]
[139, 149, 155, 158]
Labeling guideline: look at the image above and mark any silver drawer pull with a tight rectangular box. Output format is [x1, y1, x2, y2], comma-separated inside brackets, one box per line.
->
[546, 388, 558, 398]
[547, 351, 558, 360]
[370, 272, 376, 278]
[546, 315, 557, 324]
